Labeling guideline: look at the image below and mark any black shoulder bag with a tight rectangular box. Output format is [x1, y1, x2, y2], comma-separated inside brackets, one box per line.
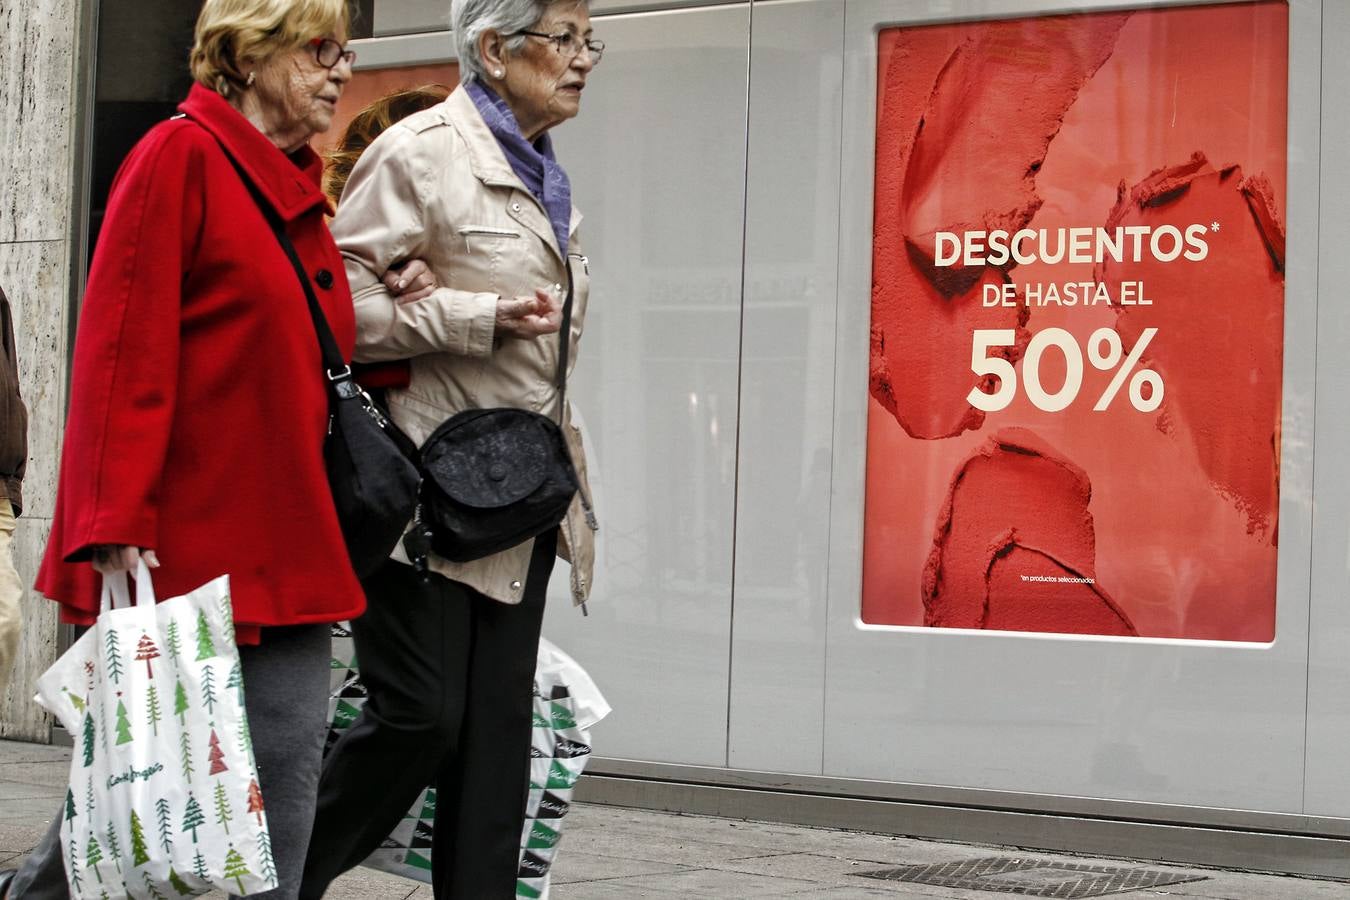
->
[405, 260, 585, 565]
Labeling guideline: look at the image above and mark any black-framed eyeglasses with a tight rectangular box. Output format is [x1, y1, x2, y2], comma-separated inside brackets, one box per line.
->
[513, 30, 604, 64]
[308, 37, 356, 69]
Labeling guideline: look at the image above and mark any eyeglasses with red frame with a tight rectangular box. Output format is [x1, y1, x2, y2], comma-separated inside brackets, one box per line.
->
[308, 37, 356, 69]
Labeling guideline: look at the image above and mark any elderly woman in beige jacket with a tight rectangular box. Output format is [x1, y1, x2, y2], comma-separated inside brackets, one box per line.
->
[301, 0, 601, 897]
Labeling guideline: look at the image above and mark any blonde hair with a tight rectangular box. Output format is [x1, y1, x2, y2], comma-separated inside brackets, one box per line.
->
[324, 84, 452, 205]
[191, 0, 352, 97]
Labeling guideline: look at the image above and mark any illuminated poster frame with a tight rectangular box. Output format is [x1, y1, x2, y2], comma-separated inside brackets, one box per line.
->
[860, 1, 1289, 641]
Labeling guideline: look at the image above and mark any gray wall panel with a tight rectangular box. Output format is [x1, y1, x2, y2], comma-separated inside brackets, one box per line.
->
[541, 5, 751, 766]
[1303, 0, 1350, 819]
[727, 0, 845, 774]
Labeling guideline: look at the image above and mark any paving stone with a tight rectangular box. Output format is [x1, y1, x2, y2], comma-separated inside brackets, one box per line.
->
[0, 760, 73, 789]
[0, 779, 62, 801]
[549, 866, 824, 897]
[0, 740, 1346, 900]
[548, 848, 695, 884]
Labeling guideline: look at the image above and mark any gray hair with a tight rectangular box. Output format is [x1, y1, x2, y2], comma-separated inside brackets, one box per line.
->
[451, 0, 587, 84]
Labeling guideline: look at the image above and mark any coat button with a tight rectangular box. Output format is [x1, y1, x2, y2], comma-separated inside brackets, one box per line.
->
[511, 202, 522, 212]
[510, 580, 522, 591]
[315, 269, 334, 289]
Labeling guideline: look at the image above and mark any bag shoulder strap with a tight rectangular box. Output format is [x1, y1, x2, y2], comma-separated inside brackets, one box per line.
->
[204, 130, 350, 383]
[266, 213, 351, 383]
[554, 262, 574, 423]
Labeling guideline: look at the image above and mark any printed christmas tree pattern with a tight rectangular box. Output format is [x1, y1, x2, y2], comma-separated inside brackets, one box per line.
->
[82, 712, 96, 766]
[259, 831, 278, 884]
[174, 678, 189, 726]
[65, 788, 77, 825]
[227, 660, 244, 706]
[195, 611, 215, 661]
[219, 593, 236, 637]
[105, 629, 124, 685]
[68, 836, 84, 892]
[165, 619, 182, 668]
[114, 699, 133, 746]
[213, 780, 234, 834]
[202, 663, 218, 716]
[168, 866, 193, 896]
[98, 706, 110, 754]
[130, 809, 151, 865]
[179, 730, 195, 779]
[192, 850, 209, 881]
[85, 834, 104, 882]
[156, 797, 174, 854]
[208, 729, 228, 776]
[86, 778, 96, 815]
[104, 821, 124, 873]
[248, 778, 265, 825]
[146, 682, 163, 736]
[236, 714, 252, 756]
[223, 845, 253, 894]
[182, 793, 206, 843]
[136, 633, 161, 677]
[141, 870, 169, 900]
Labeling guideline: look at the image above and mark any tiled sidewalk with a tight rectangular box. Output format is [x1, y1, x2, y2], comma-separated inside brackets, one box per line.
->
[3, 741, 1345, 898]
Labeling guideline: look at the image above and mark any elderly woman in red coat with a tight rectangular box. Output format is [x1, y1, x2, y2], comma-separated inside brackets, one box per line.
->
[0, 2, 430, 898]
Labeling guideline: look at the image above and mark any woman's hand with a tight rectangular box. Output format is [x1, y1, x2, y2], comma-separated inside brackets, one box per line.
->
[496, 288, 563, 339]
[383, 259, 439, 304]
[91, 545, 160, 575]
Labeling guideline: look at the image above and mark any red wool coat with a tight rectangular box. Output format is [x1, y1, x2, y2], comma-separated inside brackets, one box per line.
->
[36, 84, 365, 641]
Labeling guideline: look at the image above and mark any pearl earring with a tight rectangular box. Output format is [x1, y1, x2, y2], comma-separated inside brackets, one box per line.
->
[246, 71, 256, 86]
[494, 69, 504, 78]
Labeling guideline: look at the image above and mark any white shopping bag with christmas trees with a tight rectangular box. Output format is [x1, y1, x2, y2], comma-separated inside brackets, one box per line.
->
[35, 562, 277, 899]
[326, 630, 609, 899]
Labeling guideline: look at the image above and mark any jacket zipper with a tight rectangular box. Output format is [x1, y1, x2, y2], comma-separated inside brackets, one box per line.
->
[459, 225, 521, 255]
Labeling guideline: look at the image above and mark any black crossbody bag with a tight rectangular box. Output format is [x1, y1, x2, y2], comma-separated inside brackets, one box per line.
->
[222, 147, 421, 578]
[404, 259, 584, 566]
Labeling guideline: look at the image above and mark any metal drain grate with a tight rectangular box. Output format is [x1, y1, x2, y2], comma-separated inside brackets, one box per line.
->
[854, 856, 1207, 898]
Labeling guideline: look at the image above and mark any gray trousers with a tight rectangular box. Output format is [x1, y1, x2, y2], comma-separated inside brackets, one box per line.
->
[11, 623, 332, 900]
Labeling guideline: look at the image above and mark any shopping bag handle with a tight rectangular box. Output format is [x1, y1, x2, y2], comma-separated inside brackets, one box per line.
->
[99, 559, 157, 614]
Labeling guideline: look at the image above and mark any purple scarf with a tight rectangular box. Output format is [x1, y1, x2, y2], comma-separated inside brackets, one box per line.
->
[466, 80, 572, 257]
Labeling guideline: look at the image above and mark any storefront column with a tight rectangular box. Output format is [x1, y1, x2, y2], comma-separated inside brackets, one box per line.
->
[0, 0, 90, 742]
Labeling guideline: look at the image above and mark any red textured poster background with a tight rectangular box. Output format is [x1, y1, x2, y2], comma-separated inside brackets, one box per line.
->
[862, 2, 1288, 640]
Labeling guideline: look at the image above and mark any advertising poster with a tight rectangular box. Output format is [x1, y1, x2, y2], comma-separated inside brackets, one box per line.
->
[862, 2, 1288, 640]
[313, 62, 460, 157]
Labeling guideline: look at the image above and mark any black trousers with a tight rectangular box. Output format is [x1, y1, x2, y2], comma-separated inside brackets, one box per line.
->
[301, 532, 556, 900]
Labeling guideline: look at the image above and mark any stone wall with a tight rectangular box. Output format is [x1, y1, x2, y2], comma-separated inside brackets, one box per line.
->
[0, 0, 84, 741]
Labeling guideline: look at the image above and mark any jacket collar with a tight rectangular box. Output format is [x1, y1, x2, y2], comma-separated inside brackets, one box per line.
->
[179, 83, 331, 222]
[444, 87, 584, 239]
[446, 87, 527, 190]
